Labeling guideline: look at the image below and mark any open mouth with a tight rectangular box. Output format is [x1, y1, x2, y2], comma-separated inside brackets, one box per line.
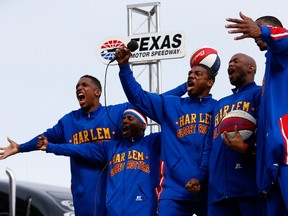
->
[77, 93, 85, 103]
[121, 125, 130, 137]
[187, 81, 194, 87]
[228, 68, 235, 78]
[187, 80, 195, 91]
[121, 125, 129, 132]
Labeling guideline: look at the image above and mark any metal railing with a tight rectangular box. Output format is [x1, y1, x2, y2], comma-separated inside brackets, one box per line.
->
[6, 168, 16, 216]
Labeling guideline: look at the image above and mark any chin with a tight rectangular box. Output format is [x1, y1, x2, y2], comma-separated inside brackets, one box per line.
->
[187, 89, 195, 95]
[81, 106, 89, 112]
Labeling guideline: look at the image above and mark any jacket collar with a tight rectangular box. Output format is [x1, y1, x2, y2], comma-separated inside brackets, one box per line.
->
[189, 94, 213, 103]
[80, 103, 103, 119]
[232, 82, 257, 94]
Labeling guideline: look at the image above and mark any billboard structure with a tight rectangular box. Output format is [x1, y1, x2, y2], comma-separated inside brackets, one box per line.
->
[127, 2, 185, 132]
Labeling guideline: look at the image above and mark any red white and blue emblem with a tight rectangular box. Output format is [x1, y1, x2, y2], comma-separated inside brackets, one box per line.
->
[99, 39, 126, 62]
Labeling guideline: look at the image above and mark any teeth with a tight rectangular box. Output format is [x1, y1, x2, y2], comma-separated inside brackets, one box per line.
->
[78, 93, 84, 98]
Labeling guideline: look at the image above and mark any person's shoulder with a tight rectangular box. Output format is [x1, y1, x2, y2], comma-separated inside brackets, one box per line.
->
[217, 94, 233, 104]
[61, 108, 82, 119]
[202, 95, 218, 105]
[209, 96, 218, 103]
[252, 85, 262, 98]
[106, 102, 131, 109]
[242, 83, 262, 94]
[251, 85, 262, 94]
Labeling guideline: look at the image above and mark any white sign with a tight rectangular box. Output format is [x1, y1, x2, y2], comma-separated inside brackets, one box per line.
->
[128, 31, 186, 62]
[97, 31, 186, 65]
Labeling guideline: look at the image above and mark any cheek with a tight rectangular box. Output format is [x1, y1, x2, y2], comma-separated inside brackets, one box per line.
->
[196, 80, 207, 88]
[198, 81, 211, 92]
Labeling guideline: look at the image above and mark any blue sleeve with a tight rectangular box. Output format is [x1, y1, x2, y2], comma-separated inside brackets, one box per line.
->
[260, 25, 288, 53]
[46, 142, 108, 163]
[19, 119, 66, 152]
[119, 63, 164, 123]
[18, 136, 39, 152]
[162, 82, 187, 97]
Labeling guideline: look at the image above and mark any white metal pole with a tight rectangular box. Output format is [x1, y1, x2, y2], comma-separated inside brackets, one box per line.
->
[6, 168, 16, 216]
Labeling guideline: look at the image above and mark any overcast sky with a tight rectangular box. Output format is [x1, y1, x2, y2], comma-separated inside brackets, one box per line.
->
[0, 0, 287, 188]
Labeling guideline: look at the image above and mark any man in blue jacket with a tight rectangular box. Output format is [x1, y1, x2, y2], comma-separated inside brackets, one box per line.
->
[37, 108, 161, 216]
[226, 12, 288, 216]
[115, 47, 220, 216]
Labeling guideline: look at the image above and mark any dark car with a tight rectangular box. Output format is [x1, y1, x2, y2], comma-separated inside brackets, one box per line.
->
[0, 180, 74, 216]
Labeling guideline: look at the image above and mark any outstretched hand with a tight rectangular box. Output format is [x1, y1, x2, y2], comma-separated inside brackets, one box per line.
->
[185, 178, 201, 194]
[37, 136, 48, 151]
[0, 137, 19, 160]
[222, 125, 247, 153]
[225, 12, 262, 40]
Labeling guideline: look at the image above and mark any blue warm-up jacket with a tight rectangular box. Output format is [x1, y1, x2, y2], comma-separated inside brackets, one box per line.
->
[207, 82, 261, 204]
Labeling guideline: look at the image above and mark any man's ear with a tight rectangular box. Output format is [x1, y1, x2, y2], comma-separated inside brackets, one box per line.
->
[207, 79, 214, 88]
[95, 89, 102, 97]
[140, 122, 146, 131]
[249, 65, 256, 75]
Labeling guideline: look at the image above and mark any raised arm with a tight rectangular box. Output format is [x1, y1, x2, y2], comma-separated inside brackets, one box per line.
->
[116, 47, 166, 123]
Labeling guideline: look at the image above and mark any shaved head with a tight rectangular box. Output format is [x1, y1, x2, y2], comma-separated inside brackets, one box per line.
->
[228, 53, 257, 88]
